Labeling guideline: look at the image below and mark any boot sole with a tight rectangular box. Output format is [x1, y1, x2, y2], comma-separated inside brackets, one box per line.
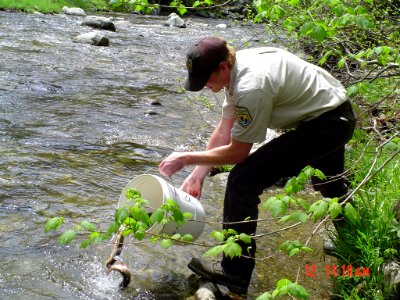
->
[188, 261, 247, 295]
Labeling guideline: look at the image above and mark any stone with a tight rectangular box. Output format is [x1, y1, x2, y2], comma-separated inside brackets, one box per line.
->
[164, 13, 186, 28]
[73, 32, 110, 46]
[61, 6, 86, 16]
[81, 16, 116, 32]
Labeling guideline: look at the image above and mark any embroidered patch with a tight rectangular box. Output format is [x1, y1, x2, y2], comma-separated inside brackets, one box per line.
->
[186, 58, 192, 73]
[235, 106, 252, 128]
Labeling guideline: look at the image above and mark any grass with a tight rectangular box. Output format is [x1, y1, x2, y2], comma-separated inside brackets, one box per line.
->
[330, 128, 400, 299]
[0, 0, 109, 13]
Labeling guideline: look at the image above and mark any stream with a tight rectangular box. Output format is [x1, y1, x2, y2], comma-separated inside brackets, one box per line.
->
[0, 10, 335, 299]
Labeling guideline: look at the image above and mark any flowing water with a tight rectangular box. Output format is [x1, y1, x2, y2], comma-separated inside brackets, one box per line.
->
[0, 11, 335, 299]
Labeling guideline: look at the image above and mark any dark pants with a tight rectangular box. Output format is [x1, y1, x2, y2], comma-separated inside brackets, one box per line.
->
[221, 100, 356, 283]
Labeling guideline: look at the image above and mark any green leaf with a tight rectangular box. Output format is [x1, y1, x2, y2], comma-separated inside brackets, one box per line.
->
[338, 57, 346, 68]
[290, 211, 309, 223]
[297, 198, 310, 211]
[134, 230, 145, 240]
[239, 233, 252, 244]
[301, 246, 313, 253]
[277, 278, 292, 288]
[182, 234, 193, 242]
[344, 203, 360, 225]
[203, 245, 226, 257]
[80, 220, 97, 232]
[298, 22, 314, 36]
[314, 169, 325, 180]
[160, 239, 173, 249]
[104, 222, 119, 238]
[115, 207, 129, 225]
[44, 217, 64, 233]
[183, 212, 193, 220]
[310, 25, 327, 42]
[263, 196, 287, 217]
[58, 229, 76, 244]
[347, 84, 359, 97]
[223, 242, 242, 259]
[329, 202, 343, 219]
[288, 282, 309, 299]
[125, 188, 141, 200]
[129, 206, 151, 225]
[319, 50, 333, 65]
[289, 248, 300, 256]
[309, 200, 329, 220]
[172, 209, 184, 223]
[356, 15, 373, 28]
[226, 228, 238, 235]
[256, 292, 273, 300]
[193, 0, 201, 7]
[210, 230, 225, 242]
[150, 207, 165, 223]
[80, 239, 91, 248]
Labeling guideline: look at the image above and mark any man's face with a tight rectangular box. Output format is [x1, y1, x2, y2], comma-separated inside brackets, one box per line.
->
[205, 62, 230, 93]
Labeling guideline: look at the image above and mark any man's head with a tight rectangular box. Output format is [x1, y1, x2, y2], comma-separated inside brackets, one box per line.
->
[184, 36, 230, 92]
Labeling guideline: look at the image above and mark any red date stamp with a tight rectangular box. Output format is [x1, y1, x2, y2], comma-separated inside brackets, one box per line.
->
[305, 264, 370, 278]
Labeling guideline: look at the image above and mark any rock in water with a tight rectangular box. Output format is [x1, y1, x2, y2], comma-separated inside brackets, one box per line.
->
[82, 16, 116, 32]
[62, 6, 86, 16]
[164, 13, 186, 28]
[73, 32, 110, 47]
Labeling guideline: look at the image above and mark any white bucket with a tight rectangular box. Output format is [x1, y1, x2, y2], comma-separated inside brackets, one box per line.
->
[118, 174, 205, 241]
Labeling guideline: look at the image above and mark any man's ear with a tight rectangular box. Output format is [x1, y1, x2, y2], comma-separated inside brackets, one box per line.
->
[219, 61, 229, 70]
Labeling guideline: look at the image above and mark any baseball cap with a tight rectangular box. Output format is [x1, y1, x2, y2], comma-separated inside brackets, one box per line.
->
[184, 37, 228, 92]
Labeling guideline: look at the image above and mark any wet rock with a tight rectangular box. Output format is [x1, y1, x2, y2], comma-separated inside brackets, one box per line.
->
[194, 280, 221, 299]
[82, 16, 116, 32]
[73, 32, 110, 46]
[61, 6, 86, 16]
[164, 13, 186, 28]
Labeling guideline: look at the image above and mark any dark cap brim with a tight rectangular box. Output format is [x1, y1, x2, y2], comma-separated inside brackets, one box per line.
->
[184, 72, 210, 92]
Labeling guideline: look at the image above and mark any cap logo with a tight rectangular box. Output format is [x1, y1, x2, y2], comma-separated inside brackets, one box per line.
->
[235, 106, 252, 128]
[186, 58, 193, 74]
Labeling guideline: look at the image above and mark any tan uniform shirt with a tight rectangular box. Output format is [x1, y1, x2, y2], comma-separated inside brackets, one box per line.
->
[222, 47, 347, 143]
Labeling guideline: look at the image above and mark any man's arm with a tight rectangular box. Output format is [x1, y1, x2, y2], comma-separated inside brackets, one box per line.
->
[159, 117, 253, 177]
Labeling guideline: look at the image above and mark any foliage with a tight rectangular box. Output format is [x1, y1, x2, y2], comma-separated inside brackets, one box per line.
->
[45, 188, 194, 249]
[252, 0, 400, 119]
[0, 0, 108, 13]
[108, 0, 217, 15]
[328, 131, 400, 299]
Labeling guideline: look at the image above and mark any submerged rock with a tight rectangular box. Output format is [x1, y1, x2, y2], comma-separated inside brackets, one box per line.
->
[61, 6, 86, 16]
[82, 16, 116, 32]
[73, 32, 110, 46]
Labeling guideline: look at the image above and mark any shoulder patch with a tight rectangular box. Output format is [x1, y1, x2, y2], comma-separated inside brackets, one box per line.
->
[235, 106, 252, 128]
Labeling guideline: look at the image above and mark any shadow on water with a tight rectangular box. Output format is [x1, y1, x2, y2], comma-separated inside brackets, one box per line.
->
[0, 10, 334, 300]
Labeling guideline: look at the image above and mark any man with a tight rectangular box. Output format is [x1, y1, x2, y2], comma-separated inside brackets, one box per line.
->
[158, 36, 356, 295]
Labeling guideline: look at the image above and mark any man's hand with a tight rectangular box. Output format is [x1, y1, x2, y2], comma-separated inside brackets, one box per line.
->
[180, 169, 208, 199]
[158, 152, 187, 177]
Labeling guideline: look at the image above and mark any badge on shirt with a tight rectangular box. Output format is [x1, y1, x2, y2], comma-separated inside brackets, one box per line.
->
[235, 106, 252, 128]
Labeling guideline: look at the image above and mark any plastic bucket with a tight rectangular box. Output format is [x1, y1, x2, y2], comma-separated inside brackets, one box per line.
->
[118, 174, 205, 241]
